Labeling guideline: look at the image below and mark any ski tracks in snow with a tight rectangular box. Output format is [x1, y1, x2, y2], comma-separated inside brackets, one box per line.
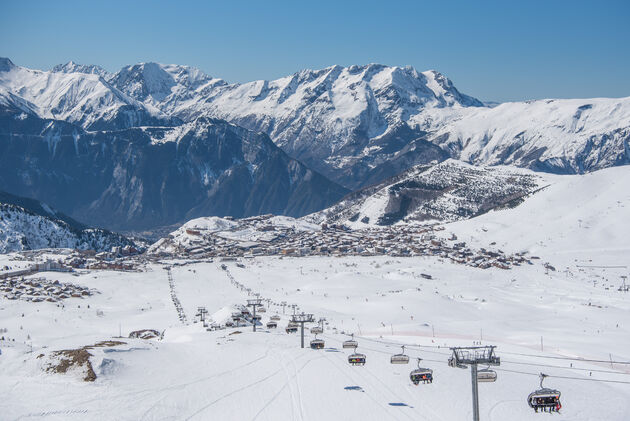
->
[251, 349, 319, 421]
[320, 350, 408, 421]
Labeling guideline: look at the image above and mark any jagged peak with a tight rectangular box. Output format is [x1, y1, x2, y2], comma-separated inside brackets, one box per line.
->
[0, 57, 15, 72]
[51, 61, 110, 78]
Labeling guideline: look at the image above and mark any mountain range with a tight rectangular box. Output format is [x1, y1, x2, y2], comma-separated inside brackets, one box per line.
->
[1, 57, 628, 232]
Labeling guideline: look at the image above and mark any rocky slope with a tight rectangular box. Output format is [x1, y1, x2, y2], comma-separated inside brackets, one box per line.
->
[305, 160, 544, 226]
[0, 103, 347, 230]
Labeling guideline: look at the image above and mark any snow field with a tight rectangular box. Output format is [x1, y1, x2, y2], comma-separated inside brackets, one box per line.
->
[1, 252, 629, 420]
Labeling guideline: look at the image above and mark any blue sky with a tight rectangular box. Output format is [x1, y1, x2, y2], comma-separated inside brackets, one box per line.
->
[1, 0, 628, 102]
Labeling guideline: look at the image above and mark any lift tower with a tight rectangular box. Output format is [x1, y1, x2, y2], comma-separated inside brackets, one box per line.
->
[291, 312, 314, 348]
[196, 307, 208, 326]
[247, 298, 263, 332]
[449, 346, 500, 421]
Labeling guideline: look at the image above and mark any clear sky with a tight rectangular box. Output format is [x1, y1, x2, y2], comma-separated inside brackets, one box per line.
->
[1, 0, 629, 102]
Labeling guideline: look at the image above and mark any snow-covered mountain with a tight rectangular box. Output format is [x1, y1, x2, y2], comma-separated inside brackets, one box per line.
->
[0, 103, 347, 230]
[0, 58, 170, 130]
[109, 62, 484, 187]
[103, 61, 630, 188]
[5, 57, 629, 188]
[306, 160, 543, 226]
[109, 62, 227, 119]
[0, 190, 137, 253]
[51, 61, 111, 79]
[429, 97, 630, 174]
[2, 57, 629, 230]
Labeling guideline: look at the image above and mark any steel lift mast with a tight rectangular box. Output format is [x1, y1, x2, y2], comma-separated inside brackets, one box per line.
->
[246, 298, 263, 332]
[291, 312, 314, 348]
[449, 346, 500, 421]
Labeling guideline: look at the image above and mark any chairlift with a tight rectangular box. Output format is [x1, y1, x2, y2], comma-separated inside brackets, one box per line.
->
[343, 333, 358, 349]
[477, 367, 497, 383]
[528, 374, 562, 413]
[311, 326, 323, 334]
[252, 314, 262, 321]
[270, 315, 281, 321]
[258, 307, 266, 313]
[286, 323, 298, 334]
[348, 345, 366, 366]
[266, 321, 277, 329]
[410, 358, 433, 385]
[310, 335, 325, 349]
[390, 345, 410, 364]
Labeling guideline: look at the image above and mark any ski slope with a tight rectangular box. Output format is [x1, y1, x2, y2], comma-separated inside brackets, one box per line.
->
[1, 251, 629, 420]
[445, 165, 630, 268]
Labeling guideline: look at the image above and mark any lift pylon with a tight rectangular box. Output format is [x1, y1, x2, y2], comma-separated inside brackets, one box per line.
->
[290, 312, 314, 348]
[247, 298, 263, 332]
[449, 346, 500, 421]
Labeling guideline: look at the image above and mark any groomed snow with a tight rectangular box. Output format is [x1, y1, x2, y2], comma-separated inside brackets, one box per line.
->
[1, 249, 629, 420]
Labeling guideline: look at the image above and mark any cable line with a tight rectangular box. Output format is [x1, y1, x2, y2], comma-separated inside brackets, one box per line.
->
[495, 367, 630, 385]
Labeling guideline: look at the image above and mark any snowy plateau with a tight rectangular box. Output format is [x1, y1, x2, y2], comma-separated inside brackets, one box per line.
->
[0, 56, 630, 421]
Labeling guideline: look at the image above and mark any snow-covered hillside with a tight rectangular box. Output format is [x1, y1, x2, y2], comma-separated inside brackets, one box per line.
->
[444, 165, 630, 267]
[307, 160, 544, 227]
[148, 214, 319, 255]
[1, 252, 628, 420]
[431, 97, 630, 174]
[0, 195, 138, 253]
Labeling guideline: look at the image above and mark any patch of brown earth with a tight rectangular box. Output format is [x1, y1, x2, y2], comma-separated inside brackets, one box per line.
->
[45, 340, 126, 382]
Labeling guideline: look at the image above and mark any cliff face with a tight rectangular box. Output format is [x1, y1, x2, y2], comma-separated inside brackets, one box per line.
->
[0, 108, 347, 231]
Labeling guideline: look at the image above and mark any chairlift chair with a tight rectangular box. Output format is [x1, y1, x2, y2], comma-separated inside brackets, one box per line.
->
[390, 346, 410, 364]
[342, 333, 358, 349]
[286, 322, 298, 334]
[310, 326, 323, 334]
[410, 358, 433, 385]
[258, 307, 266, 313]
[266, 321, 277, 329]
[310, 335, 325, 349]
[528, 374, 562, 413]
[270, 315, 281, 321]
[348, 345, 366, 366]
[477, 367, 497, 383]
